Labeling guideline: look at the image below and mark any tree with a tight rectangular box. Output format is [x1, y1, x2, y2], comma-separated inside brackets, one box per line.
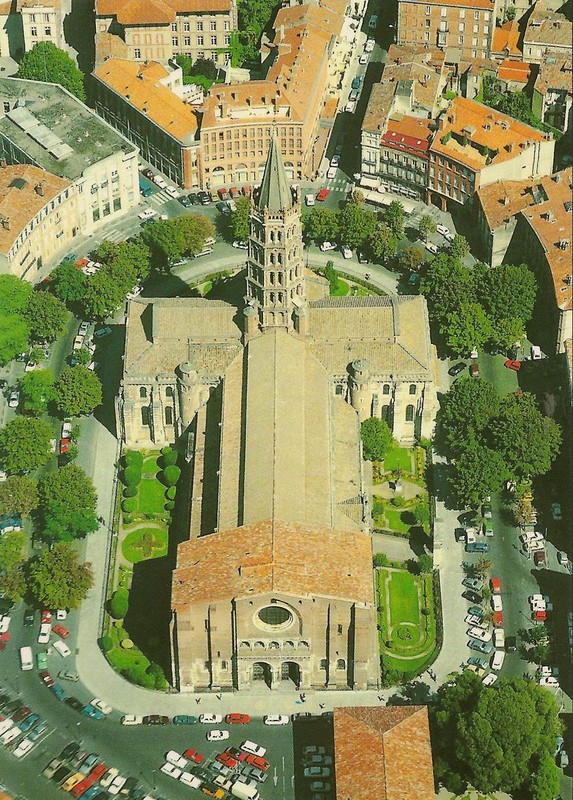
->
[413, 504, 430, 528]
[477, 263, 537, 327]
[0, 314, 30, 366]
[529, 750, 561, 800]
[418, 215, 436, 241]
[324, 261, 339, 293]
[19, 368, 56, 415]
[360, 417, 394, 461]
[369, 223, 398, 262]
[111, 239, 152, 282]
[338, 202, 377, 249]
[163, 465, 181, 486]
[24, 291, 68, 342]
[418, 553, 433, 573]
[438, 376, 500, 449]
[50, 261, 88, 305]
[0, 530, 26, 571]
[449, 439, 508, 507]
[27, 542, 93, 609]
[492, 392, 561, 479]
[0, 275, 32, 314]
[448, 234, 470, 261]
[399, 245, 425, 273]
[54, 366, 102, 416]
[109, 588, 129, 619]
[420, 253, 475, 325]
[475, 556, 492, 577]
[141, 219, 186, 267]
[441, 301, 493, 357]
[38, 463, 98, 542]
[229, 197, 250, 242]
[0, 567, 26, 603]
[303, 208, 339, 243]
[0, 417, 53, 473]
[190, 57, 218, 80]
[18, 42, 86, 101]
[82, 270, 129, 319]
[381, 201, 405, 238]
[176, 213, 216, 256]
[0, 475, 38, 517]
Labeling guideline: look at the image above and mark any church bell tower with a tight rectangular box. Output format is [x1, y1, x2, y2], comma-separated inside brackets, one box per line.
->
[245, 135, 306, 332]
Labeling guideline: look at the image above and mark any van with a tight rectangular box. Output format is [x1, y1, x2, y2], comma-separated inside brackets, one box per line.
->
[231, 784, 260, 800]
[19, 646, 33, 671]
[530, 345, 542, 360]
[491, 650, 505, 670]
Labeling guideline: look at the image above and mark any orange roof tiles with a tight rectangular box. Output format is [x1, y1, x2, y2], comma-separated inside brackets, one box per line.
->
[333, 706, 435, 800]
[274, 1, 342, 38]
[201, 80, 299, 127]
[96, 0, 231, 24]
[476, 176, 540, 230]
[93, 58, 198, 142]
[491, 20, 521, 56]
[431, 96, 546, 170]
[417, 0, 493, 7]
[172, 519, 375, 606]
[498, 59, 531, 83]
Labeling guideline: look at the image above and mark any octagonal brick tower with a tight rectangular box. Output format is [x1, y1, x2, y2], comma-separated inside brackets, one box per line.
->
[245, 134, 306, 332]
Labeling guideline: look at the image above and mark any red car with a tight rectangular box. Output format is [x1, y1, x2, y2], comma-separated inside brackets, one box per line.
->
[39, 670, 55, 687]
[88, 763, 107, 781]
[225, 713, 250, 724]
[504, 359, 521, 371]
[469, 363, 480, 378]
[229, 187, 239, 198]
[316, 188, 329, 202]
[493, 611, 503, 627]
[59, 438, 71, 454]
[71, 777, 95, 798]
[216, 752, 238, 768]
[52, 624, 70, 639]
[245, 753, 270, 771]
[12, 706, 31, 722]
[490, 577, 501, 595]
[183, 748, 204, 764]
[217, 187, 229, 200]
[242, 185, 251, 196]
[225, 747, 248, 762]
[0, 632, 10, 650]
[41, 609, 52, 624]
[533, 609, 547, 622]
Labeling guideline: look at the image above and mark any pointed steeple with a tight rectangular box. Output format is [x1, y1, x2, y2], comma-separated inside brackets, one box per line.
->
[256, 133, 292, 213]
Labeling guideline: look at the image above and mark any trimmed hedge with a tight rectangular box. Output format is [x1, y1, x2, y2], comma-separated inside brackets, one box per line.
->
[165, 500, 175, 511]
[122, 497, 137, 513]
[123, 486, 137, 498]
[109, 588, 129, 619]
[166, 486, 176, 500]
[101, 635, 113, 653]
[124, 465, 142, 487]
[124, 450, 144, 467]
[163, 465, 181, 486]
[161, 446, 178, 466]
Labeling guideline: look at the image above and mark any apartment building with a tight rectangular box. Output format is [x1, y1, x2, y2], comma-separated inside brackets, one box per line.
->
[397, 0, 495, 61]
[0, 162, 77, 279]
[94, 0, 237, 68]
[522, 3, 572, 64]
[427, 96, 554, 208]
[361, 45, 446, 198]
[17, 0, 64, 52]
[532, 57, 573, 134]
[93, 59, 200, 189]
[0, 78, 139, 257]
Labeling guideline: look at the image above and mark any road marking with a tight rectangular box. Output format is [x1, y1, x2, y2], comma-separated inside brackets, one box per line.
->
[273, 767, 278, 786]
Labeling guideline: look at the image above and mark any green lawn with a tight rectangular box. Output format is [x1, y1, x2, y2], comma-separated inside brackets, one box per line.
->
[142, 454, 160, 475]
[331, 279, 349, 296]
[384, 508, 412, 533]
[387, 571, 420, 626]
[137, 478, 166, 515]
[478, 353, 519, 395]
[122, 526, 168, 563]
[106, 622, 151, 672]
[384, 446, 413, 472]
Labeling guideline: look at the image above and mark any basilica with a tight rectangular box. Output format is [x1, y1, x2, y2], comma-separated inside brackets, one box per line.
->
[116, 139, 438, 691]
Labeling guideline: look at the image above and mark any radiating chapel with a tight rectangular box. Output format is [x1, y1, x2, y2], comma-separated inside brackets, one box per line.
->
[117, 139, 438, 691]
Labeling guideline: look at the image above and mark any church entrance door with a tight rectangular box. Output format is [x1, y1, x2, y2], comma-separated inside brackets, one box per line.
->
[252, 661, 272, 688]
[281, 661, 301, 685]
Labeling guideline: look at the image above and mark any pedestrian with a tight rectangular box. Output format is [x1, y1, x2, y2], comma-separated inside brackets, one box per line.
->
[319, 703, 325, 710]
[216, 694, 222, 700]
[378, 695, 384, 702]
[195, 697, 200, 704]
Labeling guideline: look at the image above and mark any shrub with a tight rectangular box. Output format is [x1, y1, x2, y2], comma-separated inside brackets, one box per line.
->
[124, 465, 142, 486]
[165, 500, 175, 510]
[101, 635, 113, 653]
[123, 486, 137, 498]
[161, 447, 178, 466]
[163, 465, 181, 486]
[123, 515, 133, 525]
[109, 588, 129, 619]
[124, 450, 143, 467]
[122, 497, 137, 513]
[373, 553, 390, 567]
[166, 486, 177, 500]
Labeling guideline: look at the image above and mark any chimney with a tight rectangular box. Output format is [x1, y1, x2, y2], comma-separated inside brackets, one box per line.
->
[35, 183, 44, 196]
[553, 173, 561, 182]
[280, 24, 284, 41]
[506, 141, 514, 153]
[448, 112, 456, 124]
[1, 217, 10, 230]
[503, 195, 510, 205]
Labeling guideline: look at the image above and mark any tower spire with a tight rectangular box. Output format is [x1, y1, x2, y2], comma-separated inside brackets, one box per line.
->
[256, 132, 292, 213]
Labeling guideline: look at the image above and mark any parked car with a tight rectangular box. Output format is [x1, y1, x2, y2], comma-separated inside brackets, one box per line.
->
[468, 638, 494, 654]
[462, 589, 483, 603]
[551, 502, 562, 521]
[121, 715, 143, 726]
[207, 730, 229, 741]
[199, 713, 223, 724]
[462, 577, 482, 591]
[93, 327, 112, 339]
[467, 655, 488, 669]
[359, 51, 368, 64]
[173, 715, 197, 725]
[53, 640, 71, 657]
[469, 363, 480, 378]
[425, 242, 438, 254]
[232, 241, 248, 250]
[263, 714, 289, 725]
[165, 750, 188, 769]
[557, 551, 569, 567]
[183, 747, 204, 764]
[225, 713, 250, 724]
[8, 390, 19, 408]
[319, 241, 336, 252]
[165, 186, 180, 199]
[482, 672, 498, 686]
[448, 362, 466, 377]
[316, 189, 329, 202]
[467, 626, 492, 642]
[142, 715, 169, 725]
[305, 194, 315, 206]
[364, 37, 375, 51]
[490, 577, 501, 594]
[504, 359, 521, 371]
[52, 624, 70, 639]
[90, 698, 112, 715]
[59, 670, 79, 682]
[342, 246, 353, 259]
[137, 209, 156, 221]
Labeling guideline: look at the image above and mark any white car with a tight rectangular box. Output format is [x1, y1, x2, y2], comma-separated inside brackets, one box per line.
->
[345, 100, 356, 113]
[165, 186, 180, 199]
[108, 775, 127, 796]
[24, 361, 35, 372]
[539, 676, 559, 689]
[88, 361, 98, 372]
[53, 639, 71, 657]
[166, 750, 188, 769]
[38, 622, 51, 644]
[494, 628, 505, 649]
[13, 738, 33, 758]
[240, 740, 267, 757]
[232, 241, 248, 250]
[100, 768, 119, 788]
[180, 772, 202, 787]
[126, 285, 143, 300]
[539, 666, 557, 677]
[464, 614, 486, 628]
[206, 730, 229, 742]
[319, 241, 336, 252]
[161, 762, 182, 779]
[529, 593, 544, 603]
[1, 726, 21, 745]
[72, 335, 84, 351]
[305, 194, 315, 206]
[482, 673, 498, 686]
[61, 422, 72, 438]
[467, 626, 492, 642]
[425, 242, 439, 254]
[330, 155, 340, 168]
[557, 551, 569, 567]
[0, 719, 14, 735]
[491, 650, 505, 670]
[359, 52, 368, 65]
[491, 595, 503, 612]
[153, 175, 168, 189]
[90, 698, 112, 715]
[263, 715, 289, 726]
[326, 166, 337, 179]
[0, 616, 10, 633]
[342, 246, 353, 259]
[120, 715, 143, 726]
[137, 208, 156, 220]
[78, 322, 89, 337]
[436, 224, 453, 241]
[8, 390, 19, 408]
[199, 713, 222, 724]
[364, 37, 375, 52]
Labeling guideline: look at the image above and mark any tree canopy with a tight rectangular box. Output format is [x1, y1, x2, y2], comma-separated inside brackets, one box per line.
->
[360, 417, 394, 461]
[303, 207, 339, 244]
[54, 366, 102, 416]
[230, 196, 250, 241]
[175, 213, 215, 255]
[0, 275, 32, 314]
[369, 223, 398, 262]
[141, 219, 186, 267]
[0, 475, 38, 518]
[26, 542, 93, 609]
[50, 261, 88, 306]
[0, 530, 27, 572]
[338, 201, 377, 249]
[38, 463, 98, 542]
[0, 314, 29, 366]
[0, 417, 53, 473]
[19, 368, 56, 415]
[24, 291, 68, 342]
[381, 200, 406, 238]
[18, 42, 86, 101]
[431, 672, 562, 796]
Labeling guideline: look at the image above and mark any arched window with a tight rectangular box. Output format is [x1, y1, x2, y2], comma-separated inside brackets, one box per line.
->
[405, 404, 415, 422]
[337, 658, 346, 670]
[165, 406, 173, 426]
[139, 387, 147, 398]
[166, 386, 174, 398]
[409, 384, 417, 395]
[141, 406, 150, 426]
[383, 384, 390, 395]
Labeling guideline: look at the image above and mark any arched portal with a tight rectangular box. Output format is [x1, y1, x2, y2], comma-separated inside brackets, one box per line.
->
[252, 661, 273, 688]
[281, 661, 301, 685]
